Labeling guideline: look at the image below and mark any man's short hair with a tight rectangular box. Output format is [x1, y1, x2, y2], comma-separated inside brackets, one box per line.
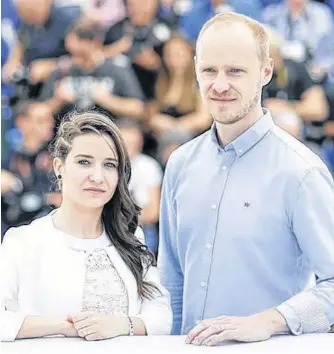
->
[70, 20, 104, 42]
[196, 12, 270, 64]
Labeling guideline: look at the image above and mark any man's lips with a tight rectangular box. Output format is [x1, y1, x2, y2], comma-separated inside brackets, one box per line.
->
[210, 97, 236, 102]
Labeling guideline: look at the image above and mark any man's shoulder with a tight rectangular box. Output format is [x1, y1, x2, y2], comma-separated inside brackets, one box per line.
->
[167, 130, 211, 170]
[51, 4, 81, 24]
[262, 3, 285, 19]
[99, 56, 131, 75]
[308, 1, 333, 16]
[270, 126, 328, 172]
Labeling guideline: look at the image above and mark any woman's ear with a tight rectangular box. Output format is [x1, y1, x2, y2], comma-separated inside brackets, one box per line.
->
[53, 157, 64, 179]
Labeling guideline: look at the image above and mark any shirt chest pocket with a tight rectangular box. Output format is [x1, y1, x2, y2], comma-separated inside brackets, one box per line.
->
[229, 191, 289, 247]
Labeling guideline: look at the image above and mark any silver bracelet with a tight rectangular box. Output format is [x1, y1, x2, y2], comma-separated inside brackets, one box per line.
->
[126, 316, 135, 336]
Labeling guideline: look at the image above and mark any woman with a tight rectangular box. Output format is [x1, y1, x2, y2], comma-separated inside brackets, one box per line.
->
[1, 110, 172, 341]
[149, 34, 210, 137]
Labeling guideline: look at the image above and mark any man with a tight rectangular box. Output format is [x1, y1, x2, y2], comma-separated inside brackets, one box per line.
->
[2, 0, 81, 84]
[158, 12, 334, 346]
[104, 0, 173, 101]
[262, 0, 333, 65]
[263, 27, 328, 150]
[179, 0, 262, 44]
[2, 101, 58, 235]
[39, 21, 145, 121]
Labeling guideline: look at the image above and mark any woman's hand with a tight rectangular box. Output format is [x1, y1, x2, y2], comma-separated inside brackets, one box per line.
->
[68, 313, 129, 341]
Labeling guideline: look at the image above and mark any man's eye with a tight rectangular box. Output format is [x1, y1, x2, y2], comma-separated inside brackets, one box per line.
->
[202, 68, 216, 73]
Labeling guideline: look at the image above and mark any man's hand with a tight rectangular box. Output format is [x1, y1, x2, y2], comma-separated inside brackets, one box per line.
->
[55, 80, 76, 103]
[134, 48, 161, 71]
[91, 82, 111, 104]
[264, 98, 295, 115]
[29, 59, 56, 83]
[186, 310, 288, 346]
[1, 170, 18, 194]
[68, 313, 129, 341]
[2, 60, 23, 82]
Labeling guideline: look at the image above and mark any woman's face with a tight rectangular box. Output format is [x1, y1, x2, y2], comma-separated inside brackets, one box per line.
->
[54, 133, 119, 210]
[164, 38, 193, 73]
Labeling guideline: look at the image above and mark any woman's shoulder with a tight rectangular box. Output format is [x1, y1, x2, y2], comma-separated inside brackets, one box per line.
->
[2, 214, 53, 249]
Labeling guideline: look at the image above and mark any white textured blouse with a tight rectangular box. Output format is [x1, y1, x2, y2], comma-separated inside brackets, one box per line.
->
[55, 227, 129, 316]
[1, 214, 172, 341]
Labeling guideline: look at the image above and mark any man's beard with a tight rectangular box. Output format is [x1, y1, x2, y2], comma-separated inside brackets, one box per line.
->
[212, 84, 262, 125]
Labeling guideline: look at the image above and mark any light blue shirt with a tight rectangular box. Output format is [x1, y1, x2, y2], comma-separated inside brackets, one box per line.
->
[158, 110, 334, 335]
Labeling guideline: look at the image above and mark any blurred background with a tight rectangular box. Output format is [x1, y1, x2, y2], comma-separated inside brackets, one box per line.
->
[1, 0, 334, 254]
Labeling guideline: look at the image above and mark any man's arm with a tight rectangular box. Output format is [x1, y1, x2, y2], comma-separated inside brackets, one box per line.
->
[2, 41, 23, 82]
[92, 87, 144, 119]
[92, 64, 145, 119]
[276, 166, 334, 334]
[158, 155, 184, 335]
[292, 85, 329, 122]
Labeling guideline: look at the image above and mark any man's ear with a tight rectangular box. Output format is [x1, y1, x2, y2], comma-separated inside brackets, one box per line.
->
[262, 57, 274, 86]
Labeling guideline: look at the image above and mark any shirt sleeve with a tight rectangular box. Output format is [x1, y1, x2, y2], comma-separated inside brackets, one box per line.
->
[276, 166, 334, 334]
[38, 69, 60, 101]
[296, 63, 315, 96]
[114, 62, 145, 101]
[157, 154, 184, 335]
[1, 228, 27, 341]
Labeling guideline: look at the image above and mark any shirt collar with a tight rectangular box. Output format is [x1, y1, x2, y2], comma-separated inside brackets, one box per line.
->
[210, 109, 275, 157]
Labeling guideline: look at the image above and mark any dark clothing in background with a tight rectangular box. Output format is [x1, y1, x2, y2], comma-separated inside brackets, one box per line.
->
[19, 5, 81, 65]
[263, 59, 325, 146]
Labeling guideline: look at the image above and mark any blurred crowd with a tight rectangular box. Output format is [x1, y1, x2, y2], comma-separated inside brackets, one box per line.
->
[2, 0, 334, 250]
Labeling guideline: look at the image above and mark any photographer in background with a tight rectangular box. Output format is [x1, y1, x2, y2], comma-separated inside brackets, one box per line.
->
[2, 0, 81, 86]
[39, 21, 145, 121]
[1, 101, 58, 237]
[118, 119, 163, 256]
[104, 0, 173, 101]
[263, 27, 329, 152]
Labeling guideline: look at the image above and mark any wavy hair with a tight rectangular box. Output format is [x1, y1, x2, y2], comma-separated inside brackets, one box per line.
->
[50, 110, 159, 299]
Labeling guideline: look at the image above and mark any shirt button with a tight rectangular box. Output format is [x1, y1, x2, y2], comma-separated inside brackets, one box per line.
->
[206, 243, 212, 249]
[211, 204, 217, 210]
[222, 165, 227, 171]
[200, 282, 206, 288]
[238, 148, 243, 153]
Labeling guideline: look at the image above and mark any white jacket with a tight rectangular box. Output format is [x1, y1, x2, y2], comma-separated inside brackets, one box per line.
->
[0, 214, 172, 341]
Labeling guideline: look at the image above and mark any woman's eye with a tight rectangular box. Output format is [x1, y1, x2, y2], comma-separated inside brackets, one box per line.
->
[78, 159, 90, 165]
[230, 69, 243, 74]
[105, 162, 117, 168]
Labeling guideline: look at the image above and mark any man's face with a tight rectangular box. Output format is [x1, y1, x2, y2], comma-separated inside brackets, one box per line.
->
[196, 22, 272, 125]
[16, 0, 52, 25]
[127, 0, 157, 25]
[65, 33, 93, 65]
[28, 103, 54, 142]
[287, 0, 307, 9]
